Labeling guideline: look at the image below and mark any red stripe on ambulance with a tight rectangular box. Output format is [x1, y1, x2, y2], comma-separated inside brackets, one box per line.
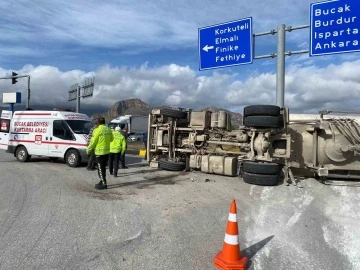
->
[14, 113, 52, 116]
[9, 139, 87, 147]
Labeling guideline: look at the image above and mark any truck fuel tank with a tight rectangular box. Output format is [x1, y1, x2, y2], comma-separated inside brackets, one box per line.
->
[189, 154, 238, 177]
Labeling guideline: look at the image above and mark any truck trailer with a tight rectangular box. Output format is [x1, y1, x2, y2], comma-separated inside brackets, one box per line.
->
[146, 105, 360, 186]
[108, 115, 148, 135]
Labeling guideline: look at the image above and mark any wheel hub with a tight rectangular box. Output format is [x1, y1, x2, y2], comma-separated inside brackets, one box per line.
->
[18, 150, 25, 159]
[68, 153, 76, 164]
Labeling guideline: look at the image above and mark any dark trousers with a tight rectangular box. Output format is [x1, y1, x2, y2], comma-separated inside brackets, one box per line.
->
[109, 152, 121, 176]
[120, 152, 126, 167]
[96, 154, 109, 184]
[87, 150, 96, 169]
[144, 142, 147, 160]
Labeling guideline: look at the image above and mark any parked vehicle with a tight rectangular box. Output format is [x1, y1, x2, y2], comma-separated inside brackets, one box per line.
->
[108, 115, 148, 135]
[127, 133, 144, 141]
[146, 105, 360, 186]
[0, 109, 94, 167]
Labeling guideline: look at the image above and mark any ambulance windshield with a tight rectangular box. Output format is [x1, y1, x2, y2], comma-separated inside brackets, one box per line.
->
[66, 120, 94, 134]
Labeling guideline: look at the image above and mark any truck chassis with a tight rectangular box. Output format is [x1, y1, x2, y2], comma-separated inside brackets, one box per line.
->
[146, 105, 360, 186]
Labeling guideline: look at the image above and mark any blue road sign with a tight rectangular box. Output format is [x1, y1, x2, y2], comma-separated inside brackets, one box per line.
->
[198, 17, 253, 70]
[310, 0, 360, 56]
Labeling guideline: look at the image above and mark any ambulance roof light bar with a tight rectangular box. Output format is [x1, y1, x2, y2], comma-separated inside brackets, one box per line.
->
[53, 108, 76, 112]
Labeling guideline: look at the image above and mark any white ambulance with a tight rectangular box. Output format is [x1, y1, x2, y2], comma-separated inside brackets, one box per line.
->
[0, 109, 94, 167]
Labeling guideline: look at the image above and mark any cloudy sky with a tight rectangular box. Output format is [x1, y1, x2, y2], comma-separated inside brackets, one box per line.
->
[0, 0, 359, 114]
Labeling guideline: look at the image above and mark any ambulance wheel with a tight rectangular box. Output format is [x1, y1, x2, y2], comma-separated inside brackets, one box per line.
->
[16, 146, 30, 162]
[65, 149, 81, 167]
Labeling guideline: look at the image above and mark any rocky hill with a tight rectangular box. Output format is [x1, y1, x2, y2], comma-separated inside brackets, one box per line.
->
[92, 98, 243, 128]
[91, 98, 150, 120]
[202, 106, 243, 127]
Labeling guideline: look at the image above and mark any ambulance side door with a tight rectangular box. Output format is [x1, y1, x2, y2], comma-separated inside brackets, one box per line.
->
[30, 119, 50, 156]
[49, 120, 74, 157]
[0, 118, 11, 150]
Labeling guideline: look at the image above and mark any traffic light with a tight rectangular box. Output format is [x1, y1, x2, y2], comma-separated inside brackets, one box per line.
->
[12, 71, 18, 84]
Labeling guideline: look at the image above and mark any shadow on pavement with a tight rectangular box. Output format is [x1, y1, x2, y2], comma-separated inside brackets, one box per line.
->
[19, 153, 147, 167]
[106, 173, 186, 189]
[117, 168, 160, 176]
[241, 235, 274, 269]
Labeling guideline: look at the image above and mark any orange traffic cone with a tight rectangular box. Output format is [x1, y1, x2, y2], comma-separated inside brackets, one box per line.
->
[214, 200, 248, 270]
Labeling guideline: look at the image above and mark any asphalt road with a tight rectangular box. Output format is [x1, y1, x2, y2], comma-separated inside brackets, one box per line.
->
[0, 151, 360, 270]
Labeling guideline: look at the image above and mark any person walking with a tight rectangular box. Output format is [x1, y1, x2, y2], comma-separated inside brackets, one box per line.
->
[143, 131, 148, 160]
[86, 118, 98, 171]
[109, 126, 127, 177]
[119, 127, 128, 169]
[87, 117, 113, 189]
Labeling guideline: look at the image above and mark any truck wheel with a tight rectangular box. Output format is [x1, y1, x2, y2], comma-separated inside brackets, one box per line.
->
[243, 172, 279, 186]
[243, 161, 282, 175]
[244, 115, 283, 128]
[159, 158, 186, 171]
[65, 149, 81, 167]
[243, 105, 280, 117]
[159, 108, 188, 119]
[16, 146, 30, 162]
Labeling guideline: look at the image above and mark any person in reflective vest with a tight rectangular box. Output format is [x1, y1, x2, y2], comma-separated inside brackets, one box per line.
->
[119, 127, 128, 169]
[86, 118, 98, 171]
[109, 126, 127, 177]
[87, 117, 114, 189]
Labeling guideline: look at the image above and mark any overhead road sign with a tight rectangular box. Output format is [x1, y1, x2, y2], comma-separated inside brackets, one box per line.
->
[310, 0, 360, 56]
[198, 17, 253, 70]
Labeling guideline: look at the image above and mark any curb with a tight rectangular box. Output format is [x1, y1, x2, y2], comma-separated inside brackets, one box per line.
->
[127, 149, 146, 156]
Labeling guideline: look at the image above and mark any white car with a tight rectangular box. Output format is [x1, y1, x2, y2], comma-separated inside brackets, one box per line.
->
[127, 133, 144, 141]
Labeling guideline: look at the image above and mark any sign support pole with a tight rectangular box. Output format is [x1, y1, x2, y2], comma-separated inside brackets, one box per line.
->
[26, 76, 31, 110]
[276, 24, 286, 108]
[9, 103, 14, 115]
[68, 77, 95, 113]
[76, 85, 81, 113]
[0, 75, 31, 109]
[199, 21, 310, 108]
[251, 24, 310, 108]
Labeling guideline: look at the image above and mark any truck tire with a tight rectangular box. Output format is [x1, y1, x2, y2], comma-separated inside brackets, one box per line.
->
[243, 161, 282, 175]
[244, 115, 283, 128]
[159, 108, 188, 119]
[243, 172, 279, 186]
[16, 146, 30, 162]
[243, 105, 280, 117]
[159, 158, 186, 171]
[65, 149, 81, 167]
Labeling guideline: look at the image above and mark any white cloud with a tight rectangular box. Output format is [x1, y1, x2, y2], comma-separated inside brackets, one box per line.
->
[226, 59, 360, 113]
[1, 59, 360, 114]
[0, 0, 322, 56]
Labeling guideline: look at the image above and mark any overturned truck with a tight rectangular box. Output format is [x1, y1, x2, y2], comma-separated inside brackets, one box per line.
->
[146, 105, 360, 186]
